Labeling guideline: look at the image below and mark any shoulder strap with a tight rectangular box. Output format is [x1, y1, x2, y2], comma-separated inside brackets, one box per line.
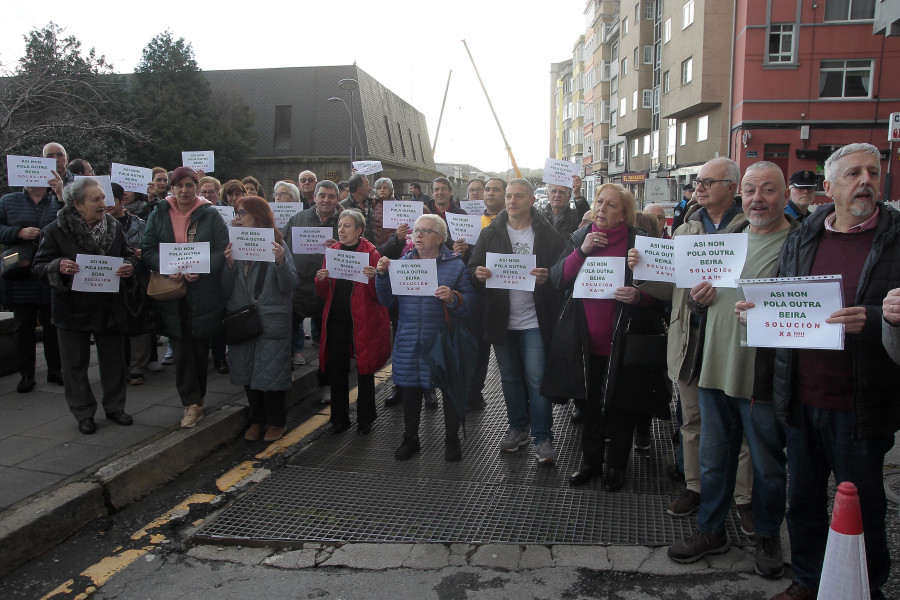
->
[251, 264, 268, 301]
[187, 221, 198, 242]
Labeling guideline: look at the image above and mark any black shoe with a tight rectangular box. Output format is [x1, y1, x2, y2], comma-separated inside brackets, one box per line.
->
[445, 437, 462, 462]
[17, 375, 35, 393]
[357, 422, 373, 435]
[105, 411, 133, 426]
[214, 360, 229, 374]
[424, 391, 438, 409]
[569, 464, 597, 487]
[604, 468, 624, 492]
[383, 388, 402, 407]
[46, 372, 64, 386]
[78, 417, 97, 435]
[466, 394, 486, 412]
[331, 422, 351, 434]
[395, 434, 420, 460]
[634, 428, 652, 450]
[570, 406, 583, 423]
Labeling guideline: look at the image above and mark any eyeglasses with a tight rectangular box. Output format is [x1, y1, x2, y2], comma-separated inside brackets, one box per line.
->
[695, 178, 732, 189]
[235, 209, 248, 217]
[299, 178, 316, 183]
[199, 190, 218, 196]
[273, 191, 290, 199]
[411, 228, 437, 237]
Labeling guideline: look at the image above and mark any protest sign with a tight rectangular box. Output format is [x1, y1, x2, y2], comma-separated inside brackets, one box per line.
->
[352, 160, 383, 175]
[543, 158, 580, 187]
[270, 202, 302, 229]
[5, 156, 56, 187]
[182, 151, 214, 172]
[213, 205, 234, 224]
[446, 213, 483, 245]
[71, 254, 123, 293]
[159, 242, 211, 274]
[632, 236, 676, 283]
[326, 248, 369, 283]
[485, 252, 537, 291]
[573, 256, 626, 299]
[229, 228, 275, 262]
[291, 227, 332, 254]
[110, 163, 152, 194]
[674, 233, 748, 288]
[382, 200, 423, 229]
[388, 259, 438, 296]
[459, 200, 486, 215]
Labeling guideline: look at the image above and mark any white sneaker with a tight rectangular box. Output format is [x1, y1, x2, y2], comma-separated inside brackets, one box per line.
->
[180, 404, 204, 428]
[162, 346, 175, 365]
[292, 352, 307, 365]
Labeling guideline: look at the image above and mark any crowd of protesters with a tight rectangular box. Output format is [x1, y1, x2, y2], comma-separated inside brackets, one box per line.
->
[1, 141, 899, 599]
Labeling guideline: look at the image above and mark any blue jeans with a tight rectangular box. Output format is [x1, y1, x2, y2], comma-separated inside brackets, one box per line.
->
[493, 328, 553, 443]
[697, 388, 786, 538]
[291, 318, 305, 354]
[786, 403, 893, 594]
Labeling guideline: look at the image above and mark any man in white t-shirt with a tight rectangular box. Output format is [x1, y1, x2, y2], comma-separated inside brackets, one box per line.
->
[468, 179, 565, 463]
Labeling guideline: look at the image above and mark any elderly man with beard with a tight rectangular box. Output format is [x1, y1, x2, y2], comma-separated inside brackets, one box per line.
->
[667, 162, 800, 581]
[766, 143, 900, 600]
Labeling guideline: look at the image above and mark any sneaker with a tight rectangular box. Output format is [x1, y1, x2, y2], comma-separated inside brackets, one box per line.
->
[162, 347, 175, 365]
[147, 361, 163, 372]
[667, 530, 730, 563]
[263, 425, 286, 442]
[754, 535, 785, 579]
[292, 352, 307, 366]
[737, 502, 755, 536]
[770, 582, 816, 600]
[534, 439, 558, 464]
[320, 386, 331, 404]
[180, 404, 204, 428]
[634, 428, 652, 450]
[128, 373, 144, 386]
[667, 489, 701, 516]
[499, 428, 529, 452]
[395, 434, 420, 460]
[17, 375, 35, 393]
[445, 436, 462, 462]
[244, 423, 263, 441]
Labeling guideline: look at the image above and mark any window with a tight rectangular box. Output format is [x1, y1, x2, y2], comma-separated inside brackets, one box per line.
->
[819, 60, 873, 98]
[622, 57, 628, 76]
[667, 121, 677, 158]
[600, 100, 610, 122]
[273, 105, 292, 149]
[683, 0, 694, 28]
[611, 76, 618, 94]
[610, 109, 617, 128]
[418, 134, 425, 159]
[600, 140, 611, 161]
[768, 24, 795, 64]
[620, 97, 627, 115]
[682, 57, 693, 84]
[409, 129, 416, 160]
[664, 71, 670, 93]
[611, 41, 619, 60]
[643, 135, 651, 154]
[632, 139, 639, 157]
[643, 45, 653, 64]
[652, 131, 660, 159]
[825, 0, 875, 21]
[397, 123, 406, 157]
[634, 47, 639, 67]
[645, 0, 655, 19]
[635, 3, 640, 20]
[697, 115, 709, 141]
[384, 116, 394, 153]
[680, 121, 687, 145]
[664, 19, 672, 43]
[617, 143, 625, 165]
[623, 16, 629, 34]
[642, 89, 653, 108]
[633, 90, 638, 111]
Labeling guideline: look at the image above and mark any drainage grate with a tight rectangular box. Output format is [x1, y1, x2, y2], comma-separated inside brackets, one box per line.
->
[197, 355, 753, 546]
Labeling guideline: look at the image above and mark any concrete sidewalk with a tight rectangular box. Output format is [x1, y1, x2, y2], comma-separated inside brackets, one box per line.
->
[0, 337, 322, 576]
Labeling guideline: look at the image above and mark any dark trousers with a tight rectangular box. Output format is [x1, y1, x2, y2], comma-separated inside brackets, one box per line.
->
[467, 331, 491, 405]
[580, 354, 636, 471]
[245, 386, 287, 427]
[402, 387, 460, 440]
[786, 403, 893, 594]
[326, 329, 375, 428]
[211, 329, 226, 362]
[171, 335, 210, 407]
[12, 303, 61, 377]
[58, 328, 126, 420]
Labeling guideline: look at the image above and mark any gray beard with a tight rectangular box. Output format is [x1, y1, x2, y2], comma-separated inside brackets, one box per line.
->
[850, 198, 875, 218]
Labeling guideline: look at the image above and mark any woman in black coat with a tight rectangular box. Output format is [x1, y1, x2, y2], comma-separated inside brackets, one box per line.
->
[33, 178, 139, 434]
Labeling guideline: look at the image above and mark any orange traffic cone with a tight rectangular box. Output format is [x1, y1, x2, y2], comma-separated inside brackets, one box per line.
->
[817, 481, 870, 600]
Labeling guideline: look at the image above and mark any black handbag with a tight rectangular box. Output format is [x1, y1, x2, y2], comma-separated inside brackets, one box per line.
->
[540, 293, 589, 402]
[621, 315, 668, 371]
[0, 243, 36, 280]
[223, 265, 268, 345]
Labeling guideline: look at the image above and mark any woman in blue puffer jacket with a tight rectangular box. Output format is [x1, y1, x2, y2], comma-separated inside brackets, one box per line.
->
[376, 214, 474, 462]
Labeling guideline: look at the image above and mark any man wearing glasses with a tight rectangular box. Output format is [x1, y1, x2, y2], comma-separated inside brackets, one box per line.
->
[784, 170, 817, 222]
[297, 170, 317, 210]
[630, 157, 753, 532]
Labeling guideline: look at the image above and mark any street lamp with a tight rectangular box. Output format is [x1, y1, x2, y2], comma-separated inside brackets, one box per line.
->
[338, 78, 360, 162]
[328, 97, 354, 165]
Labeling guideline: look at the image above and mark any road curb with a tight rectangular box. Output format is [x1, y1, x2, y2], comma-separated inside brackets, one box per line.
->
[0, 365, 323, 577]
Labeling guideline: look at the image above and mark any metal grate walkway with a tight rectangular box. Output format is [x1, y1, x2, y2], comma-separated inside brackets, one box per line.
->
[196, 355, 752, 547]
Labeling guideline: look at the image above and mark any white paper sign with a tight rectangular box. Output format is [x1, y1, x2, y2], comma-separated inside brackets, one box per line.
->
[182, 151, 214, 173]
[388, 259, 438, 296]
[674, 233, 749, 288]
[270, 202, 302, 229]
[213, 205, 234, 224]
[110, 163, 152, 194]
[459, 200, 486, 215]
[485, 252, 537, 291]
[159, 242, 211, 274]
[573, 256, 626, 299]
[446, 213, 483, 245]
[543, 158, 579, 188]
[383, 200, 423, 229]
[229, 228, 275, 262]
[739, 276, 845, 350]
[291, 227, 333, 255]
[352, 160, 383, 175]
[632, 236, 676, 283]
[71, 254, 123, 293]
[5, 155, 56, 187]
[326, 247, 369, 283]
[74, 175, 115, 207]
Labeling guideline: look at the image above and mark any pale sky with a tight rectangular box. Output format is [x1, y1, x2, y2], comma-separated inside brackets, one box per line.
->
[2, 1, 586, 173]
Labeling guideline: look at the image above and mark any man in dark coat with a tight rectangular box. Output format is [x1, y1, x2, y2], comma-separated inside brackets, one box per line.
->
[539, 184, 582, 236]
[468, 178, 565, 464]
[769, 143, 900, 600]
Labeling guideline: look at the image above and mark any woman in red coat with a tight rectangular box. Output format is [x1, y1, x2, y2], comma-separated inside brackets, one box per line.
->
[315, 209, 391, 435]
